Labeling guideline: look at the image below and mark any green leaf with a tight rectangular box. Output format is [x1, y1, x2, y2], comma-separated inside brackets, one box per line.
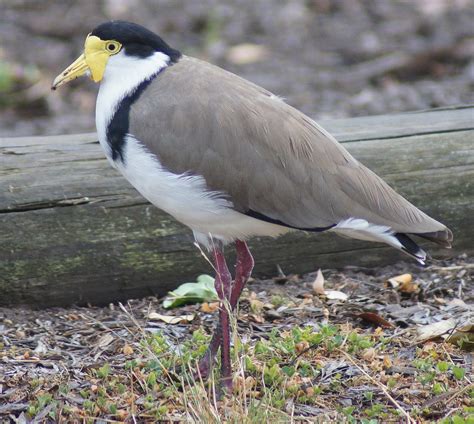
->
[163, 275, 218, 309]
[437, 361, 449, 373]
[452, 366, 466, 380]
[452, 415, 466, 424]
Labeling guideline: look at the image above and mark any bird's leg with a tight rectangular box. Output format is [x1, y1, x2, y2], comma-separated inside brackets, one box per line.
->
[196, 241, 254, 381]
[230, 240, 254, 306]
[211, 246, 233, 392]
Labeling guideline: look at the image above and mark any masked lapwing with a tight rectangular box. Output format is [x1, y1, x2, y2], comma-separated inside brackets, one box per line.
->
[52, 21, 453, 392]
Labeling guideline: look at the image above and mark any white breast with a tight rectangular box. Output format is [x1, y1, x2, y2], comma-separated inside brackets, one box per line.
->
[95, 50, 288, 247]
[116, 136, 289, 247]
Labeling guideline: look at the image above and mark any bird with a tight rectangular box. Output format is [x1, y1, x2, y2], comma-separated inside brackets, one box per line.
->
[52, 20, 453, 392]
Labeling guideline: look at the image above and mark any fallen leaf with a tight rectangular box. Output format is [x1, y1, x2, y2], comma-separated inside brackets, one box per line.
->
[295, 341, 310, 354]
[416, 318, 456, 342]
[163, 274, 218, 309]
[312, 269, 325, 295]
[250, 298, 265, 314]
[325, 290, 349, 301]
[148, 313, 195, 324]
[312, 269, 348, 300]
[95, 333, 114, 349]
[358, 312, 394, 328]
[383, 355, 393, 369]
[123, 344, 134, 355]
[322, 307, 330, 324]
[200, 302, 219, 313]
[249, 314, 265, 324]
[362, 347, 376, 361]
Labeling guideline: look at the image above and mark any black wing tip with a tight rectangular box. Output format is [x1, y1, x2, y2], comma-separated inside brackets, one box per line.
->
[395, 233, 427, 266]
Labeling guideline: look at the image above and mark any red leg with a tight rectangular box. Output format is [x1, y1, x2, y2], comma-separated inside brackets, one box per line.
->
[211, 246, 233, 392]
[231, 240, 254, 306]
[196, 241, 254, 381]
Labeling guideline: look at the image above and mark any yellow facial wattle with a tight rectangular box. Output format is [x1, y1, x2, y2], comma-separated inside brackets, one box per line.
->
[52, 35, 122, 89]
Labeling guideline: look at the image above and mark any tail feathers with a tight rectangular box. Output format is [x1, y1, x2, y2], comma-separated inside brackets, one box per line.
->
[416, 229, 453, 248]
[331, 218, 429, 265]
[394, 233, 427, 266]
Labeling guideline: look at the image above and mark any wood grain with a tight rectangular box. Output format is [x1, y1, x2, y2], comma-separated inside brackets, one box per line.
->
[1, 106, 473, 307]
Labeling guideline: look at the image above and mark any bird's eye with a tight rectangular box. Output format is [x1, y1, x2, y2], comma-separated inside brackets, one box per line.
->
[106, 42, 119, 53]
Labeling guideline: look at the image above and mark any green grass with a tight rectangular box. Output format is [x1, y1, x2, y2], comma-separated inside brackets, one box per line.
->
[18, 316, 471, 423]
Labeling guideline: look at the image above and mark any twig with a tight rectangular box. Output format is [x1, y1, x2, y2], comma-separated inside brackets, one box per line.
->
[441, 344, 472, 384]
[194, 238, 217, 273]
[337, 349, 416, 424]
[446, 383, 473, 405]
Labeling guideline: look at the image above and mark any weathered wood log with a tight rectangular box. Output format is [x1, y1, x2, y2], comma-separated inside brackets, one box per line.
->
[1, 106, 473, 307]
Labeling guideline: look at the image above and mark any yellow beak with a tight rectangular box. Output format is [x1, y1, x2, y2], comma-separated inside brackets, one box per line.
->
[51, 53, 89, 90]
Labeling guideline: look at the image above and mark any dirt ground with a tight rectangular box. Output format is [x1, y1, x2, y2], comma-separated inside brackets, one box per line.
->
[1, 256, 472, 422]
[1, 0, 473, 136]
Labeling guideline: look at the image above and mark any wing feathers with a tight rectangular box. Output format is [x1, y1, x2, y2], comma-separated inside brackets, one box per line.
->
[129, 56, 451, 243]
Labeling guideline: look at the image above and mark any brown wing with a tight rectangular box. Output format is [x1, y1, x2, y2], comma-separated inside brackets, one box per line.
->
[129, 56, 450, 237]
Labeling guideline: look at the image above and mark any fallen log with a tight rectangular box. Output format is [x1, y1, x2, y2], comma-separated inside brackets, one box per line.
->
[1, 106, 473, 307]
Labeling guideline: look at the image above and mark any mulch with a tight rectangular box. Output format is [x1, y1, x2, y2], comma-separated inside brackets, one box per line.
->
[0, 254, 472, 422]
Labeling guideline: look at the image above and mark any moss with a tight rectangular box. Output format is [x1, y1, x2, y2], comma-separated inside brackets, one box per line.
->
[120, 249, 175, 273]
[0, 255, 86, 284]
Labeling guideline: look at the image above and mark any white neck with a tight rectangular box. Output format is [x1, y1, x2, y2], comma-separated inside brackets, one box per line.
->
[95, 50, 170, 159]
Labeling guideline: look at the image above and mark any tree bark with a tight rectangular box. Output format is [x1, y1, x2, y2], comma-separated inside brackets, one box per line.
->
[1, 106, 473, 307]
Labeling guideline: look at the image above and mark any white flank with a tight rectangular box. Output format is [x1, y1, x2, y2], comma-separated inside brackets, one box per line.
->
[116, 136, 289, 248]
[330, 218, 426, 264]
[96, 50, 170, 162]
[330, 218, 400, 246]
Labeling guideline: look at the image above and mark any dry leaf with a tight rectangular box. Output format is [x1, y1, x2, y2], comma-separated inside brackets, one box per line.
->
[322, 307, 330, 324]
[374, 327, 385, 337]
[250, 298, 265, 314]
[295, 341, 310, 354]
[325, 290, 349, 301]
[358, 312, 394, 328]
[312, 269, 325, 295]
[123, 344, 134, 356]
[249, 314, 265, 324]
[362, 347, 376, 361]
[235, 375, 256, 392]
[148, 312, 195, 324]
[200, 302, 219, 313]
[383, 355, 393, 369]
[312, 269, 347, 300]
[416, 318, 456, 342]
[95, 333, 114, 349]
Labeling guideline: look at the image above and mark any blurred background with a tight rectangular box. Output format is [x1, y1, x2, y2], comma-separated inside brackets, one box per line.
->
[0, 0, 473, 137]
